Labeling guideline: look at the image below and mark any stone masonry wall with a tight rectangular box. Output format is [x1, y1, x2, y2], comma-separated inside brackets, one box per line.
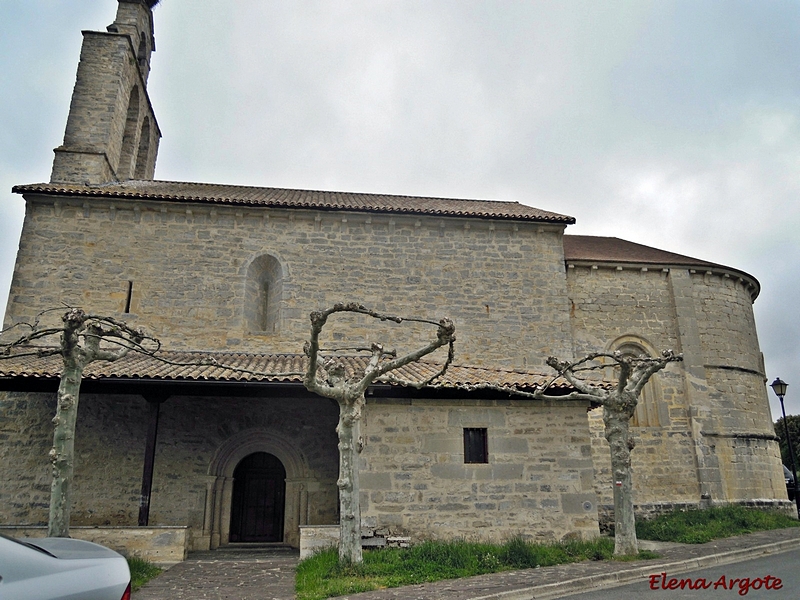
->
[566, 266, 700, 507]
[686, 272, 783, 501]
[692, 272, 762, 370]
[567, 265, 681, 356]
[359, 398, 600, 542]
[567, 264, 785, 508]
[0, 392, 58, 524]
[0, 390, 340, 540]
[6, 197, 573, 371]
[51, 31, 158, 184]
[702, 369, 786, 501]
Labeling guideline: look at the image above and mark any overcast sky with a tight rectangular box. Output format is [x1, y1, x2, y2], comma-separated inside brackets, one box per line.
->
[1, 1, 798, 415]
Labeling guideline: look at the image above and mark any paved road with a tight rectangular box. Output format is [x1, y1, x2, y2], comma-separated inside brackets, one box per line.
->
[559, 546, 800, 599]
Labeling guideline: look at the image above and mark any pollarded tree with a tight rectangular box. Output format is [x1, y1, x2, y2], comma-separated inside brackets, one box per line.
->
[302, 303, 456, 563]
[456, 348, 681, 555]
[0, 308, 158, 537]
[1, 302, 455, 559]
[298, 303, 677, 558]
[536, 350, 682, 555]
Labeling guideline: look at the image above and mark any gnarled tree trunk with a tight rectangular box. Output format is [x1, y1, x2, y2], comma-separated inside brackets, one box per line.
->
[48, 310, 89, 537]
[531, 350, 682, 556]
[603, 391, 638, 555]
[48, 356, 84, 537]
[2, 308, 148, 537]
[302, 303, 456, 563]
[337, 397, 363, 563]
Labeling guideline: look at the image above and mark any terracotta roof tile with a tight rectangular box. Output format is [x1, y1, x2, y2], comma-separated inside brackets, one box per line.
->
[563, 235, 721, 267]
[0, 350, 574, 392]
[563, 235, 759, 293]
[13, 181, 575, 224]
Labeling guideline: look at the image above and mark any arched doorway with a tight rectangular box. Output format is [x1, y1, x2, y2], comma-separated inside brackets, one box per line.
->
[205, 427, 324, 549]
[229, 452, 286, 543]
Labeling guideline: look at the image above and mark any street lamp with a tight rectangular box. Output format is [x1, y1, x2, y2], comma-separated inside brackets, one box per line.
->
[771, 377, 800, 517]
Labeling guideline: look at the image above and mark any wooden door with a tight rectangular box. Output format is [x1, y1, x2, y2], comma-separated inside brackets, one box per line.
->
[229, 452, 286, 543]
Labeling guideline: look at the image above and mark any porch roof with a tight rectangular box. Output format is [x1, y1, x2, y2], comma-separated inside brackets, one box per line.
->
[0, 350, 576, 394]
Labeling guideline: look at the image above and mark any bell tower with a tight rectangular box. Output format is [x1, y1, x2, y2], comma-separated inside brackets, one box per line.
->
[50, 0, 162, 184]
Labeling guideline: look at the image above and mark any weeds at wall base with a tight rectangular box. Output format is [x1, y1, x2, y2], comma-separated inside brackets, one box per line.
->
[128, 556, 162, 592]
[295, 536, 652, 600]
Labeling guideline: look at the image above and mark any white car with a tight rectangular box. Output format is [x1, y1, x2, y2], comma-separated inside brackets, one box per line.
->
[0, 533, 131, 600]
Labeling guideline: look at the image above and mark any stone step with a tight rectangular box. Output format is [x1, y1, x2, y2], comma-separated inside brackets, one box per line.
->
[204, 543, 298, 555]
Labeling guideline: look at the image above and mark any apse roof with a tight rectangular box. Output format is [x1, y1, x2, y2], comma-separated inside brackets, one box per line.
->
[563, 235, 759, 298]
[564, 235, 718, 267]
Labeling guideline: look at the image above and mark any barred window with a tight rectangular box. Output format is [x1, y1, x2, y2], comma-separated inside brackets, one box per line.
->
[464, 428, 488, 464]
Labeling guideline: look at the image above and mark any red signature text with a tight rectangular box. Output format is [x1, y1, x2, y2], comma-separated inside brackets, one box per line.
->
[648, 572, 783, 596]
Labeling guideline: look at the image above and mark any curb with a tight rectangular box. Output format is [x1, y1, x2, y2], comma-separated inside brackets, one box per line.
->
[469, 537, 800, 600]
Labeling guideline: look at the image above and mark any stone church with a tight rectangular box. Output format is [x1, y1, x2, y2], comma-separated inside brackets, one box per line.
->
[0, 0, 788, 556]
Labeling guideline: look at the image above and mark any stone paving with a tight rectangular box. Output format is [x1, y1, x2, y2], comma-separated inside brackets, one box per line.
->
[133, 546, 299, 600]
[133, 528, 800, 600]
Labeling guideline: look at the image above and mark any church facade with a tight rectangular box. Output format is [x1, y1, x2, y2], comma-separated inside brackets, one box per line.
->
[0, 0, 788, 552]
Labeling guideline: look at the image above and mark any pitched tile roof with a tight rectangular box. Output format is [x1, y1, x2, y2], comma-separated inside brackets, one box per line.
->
[563, 235, 723, 267]
[0, 350, 574, 393]
[563, 235, 759, 295]
[13, 180, 575, 224]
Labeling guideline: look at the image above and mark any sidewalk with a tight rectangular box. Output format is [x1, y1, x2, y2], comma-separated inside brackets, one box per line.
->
[132, 545, 299, 600]
[133, 527, 800, 600]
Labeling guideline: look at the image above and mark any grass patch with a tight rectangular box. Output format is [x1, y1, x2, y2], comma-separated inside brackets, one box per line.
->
[127, 556, 162, 591]
[296, 536, 650, 600]
[636, 505, 800, 544]
[615, 548, 659, 561]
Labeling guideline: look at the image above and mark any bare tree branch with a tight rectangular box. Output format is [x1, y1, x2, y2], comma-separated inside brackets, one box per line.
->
[361, 318, 455, 390]
[1, 328, 66, 354]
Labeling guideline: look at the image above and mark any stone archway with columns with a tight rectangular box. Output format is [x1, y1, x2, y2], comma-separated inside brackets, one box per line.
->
[201, 428, 320, 549]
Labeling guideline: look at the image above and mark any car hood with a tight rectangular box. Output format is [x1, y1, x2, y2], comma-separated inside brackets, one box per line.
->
[20, 537, 123, 560]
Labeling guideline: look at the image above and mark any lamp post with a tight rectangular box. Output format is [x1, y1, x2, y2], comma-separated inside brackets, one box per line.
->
[771, 377, 800, 518]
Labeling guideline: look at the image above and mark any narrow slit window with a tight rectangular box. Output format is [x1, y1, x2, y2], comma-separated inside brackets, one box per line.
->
[244, 254, 282, 334]
[259, 282, 269, 331]
[124, 281, 133, 313]
[464, 428, 488, 464]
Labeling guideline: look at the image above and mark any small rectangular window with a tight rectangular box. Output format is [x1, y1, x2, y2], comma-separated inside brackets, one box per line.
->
[464, 428, 488, 464]
[124, 281, 133, 313]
